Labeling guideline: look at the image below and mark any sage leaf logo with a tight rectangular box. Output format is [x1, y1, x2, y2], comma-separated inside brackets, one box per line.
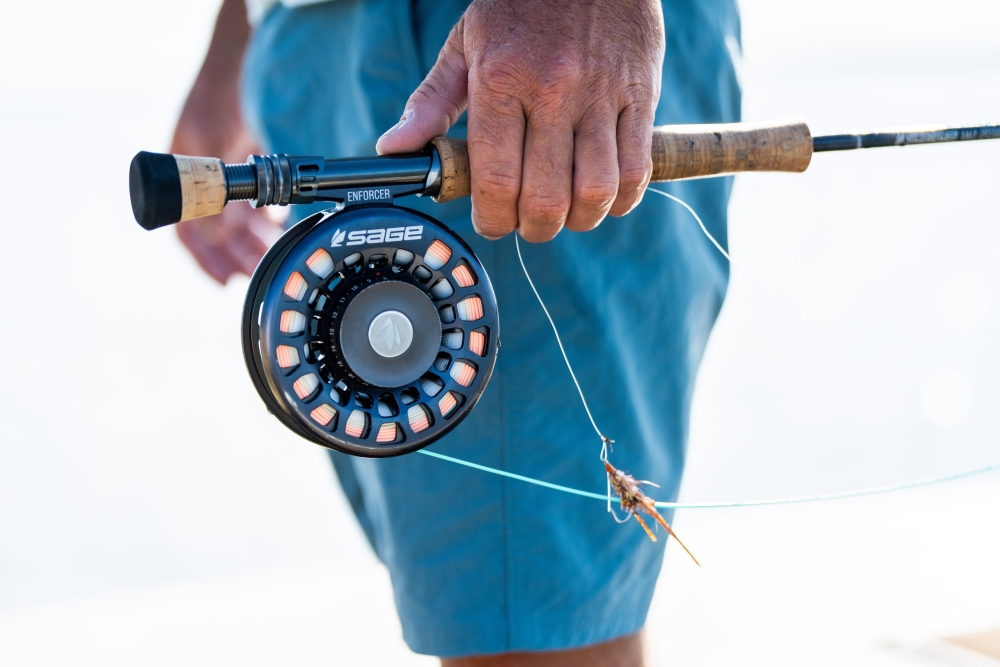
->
[379, 317, 402, 354]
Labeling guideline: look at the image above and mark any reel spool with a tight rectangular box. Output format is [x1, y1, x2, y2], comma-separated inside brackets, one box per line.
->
[244, 203, 499, 457]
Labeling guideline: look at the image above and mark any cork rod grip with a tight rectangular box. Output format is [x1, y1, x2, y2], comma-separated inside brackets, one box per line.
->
[174, 156, 227, 221]
[431, 118, 813, 202]
[651, 118, 812, 181]
[430, 136, 471, 203]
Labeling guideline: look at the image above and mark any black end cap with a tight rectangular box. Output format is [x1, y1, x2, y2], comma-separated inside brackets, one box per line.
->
[129, 151, 182, 230]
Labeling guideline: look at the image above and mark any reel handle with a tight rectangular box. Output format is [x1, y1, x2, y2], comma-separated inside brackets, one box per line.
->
[431, 117, 814, 202]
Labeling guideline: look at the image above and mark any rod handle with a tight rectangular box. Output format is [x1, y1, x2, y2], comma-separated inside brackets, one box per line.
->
[430, 118, 813, 202]
[129, 151, 227, 230]
[651, 117, 812, 180]
[430, 136, 471, 204]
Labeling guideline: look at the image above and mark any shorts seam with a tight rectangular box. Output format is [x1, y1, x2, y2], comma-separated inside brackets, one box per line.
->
[495, 238, 512, 651]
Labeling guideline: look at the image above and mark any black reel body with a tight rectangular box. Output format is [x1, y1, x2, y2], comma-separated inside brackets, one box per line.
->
[243, 204, 499, 457]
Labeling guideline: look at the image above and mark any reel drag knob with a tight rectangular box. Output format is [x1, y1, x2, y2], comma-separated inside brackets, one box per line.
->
[339, 282, 441, 388]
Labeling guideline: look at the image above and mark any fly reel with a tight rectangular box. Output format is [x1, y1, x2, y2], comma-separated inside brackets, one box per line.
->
[244, 204, 499, 457]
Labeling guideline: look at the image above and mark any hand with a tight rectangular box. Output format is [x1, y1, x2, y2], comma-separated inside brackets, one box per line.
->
[172, 116, 278, 285]
[170, 0, 282, 284]
[376, 0, 665, 242]
[175, 199, 276, 285]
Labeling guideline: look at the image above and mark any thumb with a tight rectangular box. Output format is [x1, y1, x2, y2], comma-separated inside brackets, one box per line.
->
[377, 20, 469, 155]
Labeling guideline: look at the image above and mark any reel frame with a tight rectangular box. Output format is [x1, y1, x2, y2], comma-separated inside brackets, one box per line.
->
[243, 202, 499, 458]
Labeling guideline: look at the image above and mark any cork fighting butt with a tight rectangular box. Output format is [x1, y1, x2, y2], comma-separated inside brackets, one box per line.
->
[129, 152, 230, 230]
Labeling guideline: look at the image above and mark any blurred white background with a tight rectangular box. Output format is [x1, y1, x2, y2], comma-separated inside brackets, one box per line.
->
[1, 0, 999, 664]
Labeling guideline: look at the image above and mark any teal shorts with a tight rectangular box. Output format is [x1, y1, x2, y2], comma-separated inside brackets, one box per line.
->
[242, 0, 740, 656]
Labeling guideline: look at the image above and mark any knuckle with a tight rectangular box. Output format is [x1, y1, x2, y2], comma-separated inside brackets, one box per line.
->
[478, 53, 586, 110]
[522, 192, 571, 225]
[619, 80, 658, 108]
[525, 59, 584, 113]
[574, 178, 618, 210]
[474, 167, 521, 201]
[408, 86, 437, 109]
[618, 157, 652, 192]
[414, 77, 445, 103]
[412, 82, 463, 124]
[477, 58, 530, 98]
[537, 57, 583, 92]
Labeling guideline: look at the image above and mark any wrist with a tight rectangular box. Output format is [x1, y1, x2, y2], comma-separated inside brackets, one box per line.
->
[170, 0, 251, 159]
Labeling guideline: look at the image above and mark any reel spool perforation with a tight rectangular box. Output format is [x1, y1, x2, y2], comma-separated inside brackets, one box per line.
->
[245, 204, 498, 457]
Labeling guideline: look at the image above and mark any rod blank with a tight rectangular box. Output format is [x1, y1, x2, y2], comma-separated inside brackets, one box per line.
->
[813, 124, 1000, 152]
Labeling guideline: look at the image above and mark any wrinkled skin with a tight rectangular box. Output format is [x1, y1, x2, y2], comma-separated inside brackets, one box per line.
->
[377, 0, 665, 243]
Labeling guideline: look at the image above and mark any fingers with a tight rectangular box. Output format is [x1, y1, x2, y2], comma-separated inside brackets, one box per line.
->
[565, 118, 619, 233]
[376, 20, 469, 155]
[226, 220, 270, 276]
[175, 205, 273, 285]
[518, 116, 573, 242]
[468, 96, 641, 240]
[609, 101, 655, 217]
[378, 5, 661, 241]
[177, 220, 235, 284]
[466, 63, 526, 239]
[466, 61, 652, 239]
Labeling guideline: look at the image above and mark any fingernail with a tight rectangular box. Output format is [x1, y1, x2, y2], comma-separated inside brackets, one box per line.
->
[376, 114, 410, 152]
